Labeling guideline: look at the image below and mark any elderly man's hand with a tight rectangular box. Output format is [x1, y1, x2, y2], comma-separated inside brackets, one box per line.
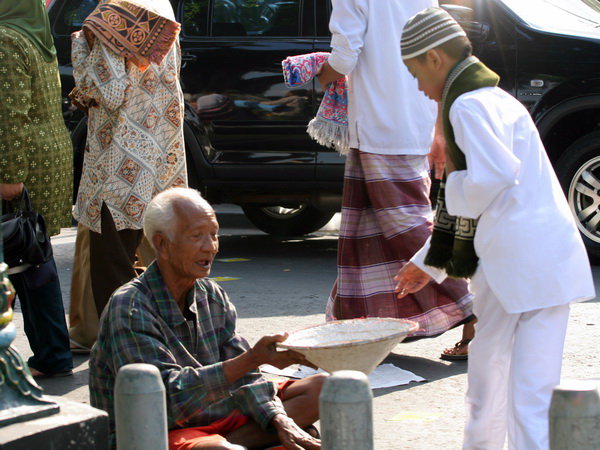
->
[272, 414, 321, 450]
[394, 262, 431, 299]
[251, 334, 312, 369]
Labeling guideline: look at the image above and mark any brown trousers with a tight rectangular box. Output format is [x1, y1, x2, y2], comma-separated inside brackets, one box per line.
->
[68, 224, 99, 349]
[89, 204, 144, 316]
[69, 221, 154, 348]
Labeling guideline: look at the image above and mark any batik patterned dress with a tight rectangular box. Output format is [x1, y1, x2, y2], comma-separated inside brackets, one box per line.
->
[0, 26, 73, 237]
[71, 30, 187, 233]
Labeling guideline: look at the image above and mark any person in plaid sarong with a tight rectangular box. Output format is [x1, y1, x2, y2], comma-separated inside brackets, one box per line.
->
[318, 0, 474, 345]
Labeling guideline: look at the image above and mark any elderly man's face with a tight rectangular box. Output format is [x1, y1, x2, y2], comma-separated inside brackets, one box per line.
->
[164, 201, 219, 281]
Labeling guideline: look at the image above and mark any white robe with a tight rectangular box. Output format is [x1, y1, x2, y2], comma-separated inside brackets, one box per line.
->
[413, 86, 595, 312]
[411, 86, 596, 449]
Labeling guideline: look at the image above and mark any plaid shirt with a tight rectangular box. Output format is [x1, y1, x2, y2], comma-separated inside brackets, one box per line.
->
[89, 262, 285, 442]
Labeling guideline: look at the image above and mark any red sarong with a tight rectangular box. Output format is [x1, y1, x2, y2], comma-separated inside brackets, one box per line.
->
[168, 380, 294, 450]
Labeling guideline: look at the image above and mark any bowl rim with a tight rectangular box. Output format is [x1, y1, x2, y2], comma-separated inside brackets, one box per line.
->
[277, 317, 420, 351]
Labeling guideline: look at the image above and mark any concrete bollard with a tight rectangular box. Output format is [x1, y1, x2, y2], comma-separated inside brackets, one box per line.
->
[549, 380, 600, 449]
[115, 363, 168, 450]
[319, 370, 373, 450]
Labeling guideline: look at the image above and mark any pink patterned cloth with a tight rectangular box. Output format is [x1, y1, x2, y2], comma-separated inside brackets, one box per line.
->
[282, 52, 349, 154]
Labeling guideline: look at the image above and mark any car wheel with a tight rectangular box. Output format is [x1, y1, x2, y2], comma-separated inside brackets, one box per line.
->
[241, 204, 336, 236]
[555, 131, 600, 263]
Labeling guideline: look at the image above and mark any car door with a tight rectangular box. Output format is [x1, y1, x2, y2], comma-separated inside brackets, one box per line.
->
[178, 0, 317, 182]
[313, 0, 345, 189]
[442, 1, 518, 96]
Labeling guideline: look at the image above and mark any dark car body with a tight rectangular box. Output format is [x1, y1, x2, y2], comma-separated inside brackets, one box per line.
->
[48, 0, 600, 259]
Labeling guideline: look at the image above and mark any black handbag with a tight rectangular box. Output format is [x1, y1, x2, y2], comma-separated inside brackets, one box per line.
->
[1, 186, 53, 270]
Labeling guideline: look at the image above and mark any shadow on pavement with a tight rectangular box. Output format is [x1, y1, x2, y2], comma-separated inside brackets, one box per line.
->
[35, 355, 90, 397]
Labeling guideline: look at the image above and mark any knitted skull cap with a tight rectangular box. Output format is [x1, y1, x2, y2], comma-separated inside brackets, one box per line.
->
[401, 7, 467, 60]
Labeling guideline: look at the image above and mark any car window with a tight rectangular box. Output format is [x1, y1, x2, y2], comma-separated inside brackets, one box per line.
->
[53, 0, 98, 35]
[183, 0, 210, 36]
[500, 0, 600, 39]
[211, 0, 301, 37]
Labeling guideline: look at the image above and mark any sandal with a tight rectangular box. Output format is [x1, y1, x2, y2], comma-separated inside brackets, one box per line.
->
[440, 338, 471, 361]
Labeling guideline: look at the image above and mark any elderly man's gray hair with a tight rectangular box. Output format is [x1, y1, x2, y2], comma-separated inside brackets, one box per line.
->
[143, 187, 212, 250]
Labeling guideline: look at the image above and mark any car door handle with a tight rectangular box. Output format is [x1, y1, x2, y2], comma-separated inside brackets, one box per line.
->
[182, 53, 198, 61]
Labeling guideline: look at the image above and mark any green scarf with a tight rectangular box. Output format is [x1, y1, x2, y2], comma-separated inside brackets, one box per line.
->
[0, 0, 56, 62]
[424, 56, 500, 278]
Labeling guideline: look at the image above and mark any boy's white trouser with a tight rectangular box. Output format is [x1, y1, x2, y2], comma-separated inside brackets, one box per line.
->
[463, 271, 570, 450]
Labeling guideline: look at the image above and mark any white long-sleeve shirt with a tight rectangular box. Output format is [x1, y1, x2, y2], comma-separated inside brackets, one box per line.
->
[328, 0, 438, 155]
[412, 87, 595, 313]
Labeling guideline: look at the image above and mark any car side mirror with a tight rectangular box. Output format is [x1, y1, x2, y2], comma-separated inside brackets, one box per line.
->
[441, 4, 490, 43]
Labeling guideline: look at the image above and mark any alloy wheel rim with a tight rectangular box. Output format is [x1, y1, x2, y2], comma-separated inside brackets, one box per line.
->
[568, 155, 600, 244]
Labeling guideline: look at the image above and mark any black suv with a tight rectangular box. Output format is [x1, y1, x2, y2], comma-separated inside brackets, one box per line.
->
[48, 0, 600, 260]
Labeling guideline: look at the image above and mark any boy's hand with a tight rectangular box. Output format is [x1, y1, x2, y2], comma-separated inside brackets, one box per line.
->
[394, 262, 431, 299]
[428, 135, 446, 180]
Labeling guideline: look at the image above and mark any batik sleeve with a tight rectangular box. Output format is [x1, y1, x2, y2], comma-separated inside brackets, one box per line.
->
[71, 31, 130, 112]
[0, 32, 31, 183]
[328, 0, 369, 75]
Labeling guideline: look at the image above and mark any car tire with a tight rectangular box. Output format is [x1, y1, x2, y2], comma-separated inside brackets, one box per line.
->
[241, 204, 336, 236]
[555, 131, 600, 263]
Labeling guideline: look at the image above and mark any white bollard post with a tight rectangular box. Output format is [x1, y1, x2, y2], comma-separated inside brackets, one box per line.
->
[319, 370, 373, 450]
[549, 380, 600, 449]
[115, 363, 168, 450]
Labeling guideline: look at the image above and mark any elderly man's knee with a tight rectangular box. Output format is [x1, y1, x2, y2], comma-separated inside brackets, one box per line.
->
[307, 373, 328, 400]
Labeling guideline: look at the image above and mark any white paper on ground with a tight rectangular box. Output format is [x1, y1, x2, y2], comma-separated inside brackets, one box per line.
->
[260, 363, 426, 389]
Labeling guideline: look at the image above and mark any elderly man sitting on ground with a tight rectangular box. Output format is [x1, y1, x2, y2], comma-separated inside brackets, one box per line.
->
[89, 187, 325, 450]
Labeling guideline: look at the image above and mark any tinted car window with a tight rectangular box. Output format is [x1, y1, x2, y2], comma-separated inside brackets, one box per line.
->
[212, 0, 301, 37]
[182, 0, 209, 36]
[53, 0, 97, 35]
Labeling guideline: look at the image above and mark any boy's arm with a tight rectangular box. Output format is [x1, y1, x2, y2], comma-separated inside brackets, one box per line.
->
[327, 0, 368, 75]
[445, 98, 521, 219]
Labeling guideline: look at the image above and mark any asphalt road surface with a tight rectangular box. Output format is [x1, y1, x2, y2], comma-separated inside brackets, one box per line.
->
[11, 205, 600, 449]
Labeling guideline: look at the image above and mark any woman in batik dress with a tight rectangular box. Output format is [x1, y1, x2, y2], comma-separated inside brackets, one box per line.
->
[0, 0, 73, 377]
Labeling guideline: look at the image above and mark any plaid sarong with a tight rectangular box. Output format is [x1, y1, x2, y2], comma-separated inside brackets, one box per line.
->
[326, 150, 473, 339]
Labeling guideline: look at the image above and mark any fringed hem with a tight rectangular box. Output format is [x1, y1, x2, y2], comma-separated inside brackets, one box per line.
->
[446, 258, 479, 279]
[146, 22, 180, 66]
[423, 251, 451, 271]
[307, 117, 349, 155]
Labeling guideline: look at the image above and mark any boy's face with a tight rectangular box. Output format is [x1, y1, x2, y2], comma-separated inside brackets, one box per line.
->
[404, 50, 449, 102]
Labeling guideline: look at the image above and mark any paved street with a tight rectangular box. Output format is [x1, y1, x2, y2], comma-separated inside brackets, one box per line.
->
[11, 205, 600, 449]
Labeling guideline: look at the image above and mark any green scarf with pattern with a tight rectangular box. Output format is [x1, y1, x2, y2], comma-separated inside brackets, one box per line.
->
[424, 56, 500, 278]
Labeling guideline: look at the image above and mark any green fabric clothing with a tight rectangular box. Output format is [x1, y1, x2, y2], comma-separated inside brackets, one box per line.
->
[0, 26, 72, 236]
[0, 0, 56, 62]
[425, 56, 500, 278]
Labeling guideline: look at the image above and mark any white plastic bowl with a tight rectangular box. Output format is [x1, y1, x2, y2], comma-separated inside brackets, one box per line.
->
[278, 318, 419, 374]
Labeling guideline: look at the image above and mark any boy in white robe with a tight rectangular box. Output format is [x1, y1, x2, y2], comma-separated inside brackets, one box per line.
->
[394, 8, 596, 450]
